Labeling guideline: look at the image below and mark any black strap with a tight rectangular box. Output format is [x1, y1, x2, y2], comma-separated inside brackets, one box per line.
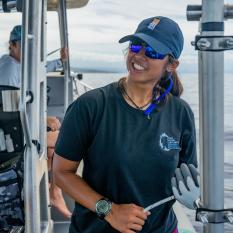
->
[32, 140, 41, 153]
[202, 22, 224, 31]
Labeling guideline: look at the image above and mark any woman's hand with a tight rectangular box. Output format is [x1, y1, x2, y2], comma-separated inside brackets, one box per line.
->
[105, 203, 150, 233]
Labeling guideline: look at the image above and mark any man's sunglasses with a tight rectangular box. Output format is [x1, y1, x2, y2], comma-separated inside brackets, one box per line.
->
[129, 42, 167, 60]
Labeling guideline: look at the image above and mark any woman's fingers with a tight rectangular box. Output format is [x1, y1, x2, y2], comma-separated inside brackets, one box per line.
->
[134, 207, 150, 220]
[127, 223, 143, 231]
[105, 203, 150, 233]
[130, 216, 145, 226]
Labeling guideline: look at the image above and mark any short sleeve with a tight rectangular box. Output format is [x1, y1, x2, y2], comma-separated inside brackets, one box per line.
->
[55, 98, 91, 161]
[0, 56, 20, 88]
[179, 105, 198, 167]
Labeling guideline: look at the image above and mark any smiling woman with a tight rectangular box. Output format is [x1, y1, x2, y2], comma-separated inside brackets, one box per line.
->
[53, 15, 198, 233]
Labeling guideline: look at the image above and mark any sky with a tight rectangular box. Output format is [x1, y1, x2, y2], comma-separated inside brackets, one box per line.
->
[0, 0, 233, 73]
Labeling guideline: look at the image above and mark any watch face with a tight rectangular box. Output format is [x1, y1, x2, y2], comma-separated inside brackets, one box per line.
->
[96, 200, 109, 214]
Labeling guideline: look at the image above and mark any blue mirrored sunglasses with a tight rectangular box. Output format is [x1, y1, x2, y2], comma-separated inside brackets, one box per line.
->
[129, 42, 166, 60]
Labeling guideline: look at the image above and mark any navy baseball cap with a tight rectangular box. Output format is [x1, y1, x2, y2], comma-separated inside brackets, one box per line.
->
[9, 25, 22, 42]
[119, 16, 184, 59]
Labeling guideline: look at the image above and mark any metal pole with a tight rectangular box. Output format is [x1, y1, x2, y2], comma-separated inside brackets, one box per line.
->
[20, 0, 32, 147]
[58, 0, 71, 112]
[26, 0, 42, 231]
[21, 0, 51, 232]
[199, 0, 224, 232]
[20, 1, 32, 233]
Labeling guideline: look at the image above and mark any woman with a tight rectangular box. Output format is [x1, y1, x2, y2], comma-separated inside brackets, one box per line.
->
[53, 16, 197, 233]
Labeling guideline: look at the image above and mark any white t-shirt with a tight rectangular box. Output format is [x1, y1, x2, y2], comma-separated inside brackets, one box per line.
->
[0, 54, 63, 88]
[0, 55, 21, 88]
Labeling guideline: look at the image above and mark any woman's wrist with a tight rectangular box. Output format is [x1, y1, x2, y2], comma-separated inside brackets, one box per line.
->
[104, 202, 117, 223]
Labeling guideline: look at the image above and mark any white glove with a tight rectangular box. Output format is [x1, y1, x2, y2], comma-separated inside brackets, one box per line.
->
[171, 163, 201, 209]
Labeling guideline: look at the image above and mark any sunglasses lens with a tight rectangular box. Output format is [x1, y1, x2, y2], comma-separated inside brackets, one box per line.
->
[130, 42, 166, 60]
[130, 44, 142, 53]
[145, 47, 166, 59]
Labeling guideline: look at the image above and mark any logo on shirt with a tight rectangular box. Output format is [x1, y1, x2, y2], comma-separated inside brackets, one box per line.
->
[159, 133, 180, 151]
[147, 18, 160, 30]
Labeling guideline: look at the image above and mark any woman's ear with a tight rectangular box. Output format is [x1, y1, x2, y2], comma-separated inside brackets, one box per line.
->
[166, 59, 179, 72]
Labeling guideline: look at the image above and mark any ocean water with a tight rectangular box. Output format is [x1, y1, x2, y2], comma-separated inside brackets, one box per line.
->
[77, 72, 233, 232]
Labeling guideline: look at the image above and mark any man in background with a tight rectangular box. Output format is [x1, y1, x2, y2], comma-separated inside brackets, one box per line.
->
[0, 25, 68, 87]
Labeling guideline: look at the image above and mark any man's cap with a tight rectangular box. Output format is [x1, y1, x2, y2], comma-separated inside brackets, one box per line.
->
[119, 16, 184, 59]
[9, 25, 22, 42]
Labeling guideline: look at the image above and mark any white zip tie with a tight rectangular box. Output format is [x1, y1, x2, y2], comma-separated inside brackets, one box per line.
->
[144, 195, 175, 212]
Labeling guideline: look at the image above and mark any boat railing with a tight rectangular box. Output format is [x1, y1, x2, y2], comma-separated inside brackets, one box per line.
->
[71, 73, 93, 97]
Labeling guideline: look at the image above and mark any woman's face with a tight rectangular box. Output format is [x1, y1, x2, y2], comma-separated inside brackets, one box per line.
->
[126, 46, 170, 85]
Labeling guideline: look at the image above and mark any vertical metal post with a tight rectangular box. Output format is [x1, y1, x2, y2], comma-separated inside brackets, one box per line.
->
[21, 0, 52, 232]
[20, 1, 32, 233]
[26, 0, 43, 230]
[199, 0, 224, 232]
[58, 0, 71, 112]
[20, 0, 31, 145]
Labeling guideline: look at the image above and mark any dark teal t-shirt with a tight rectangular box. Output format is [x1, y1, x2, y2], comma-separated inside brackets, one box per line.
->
[55, 82, 197, 233]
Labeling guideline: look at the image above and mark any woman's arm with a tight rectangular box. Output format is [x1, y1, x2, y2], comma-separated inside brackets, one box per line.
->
[53, 153, 102, 211]
[53, 153, 150, 233]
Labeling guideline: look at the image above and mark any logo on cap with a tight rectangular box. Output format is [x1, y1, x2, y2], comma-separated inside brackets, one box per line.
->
[147, 18, 160, 31]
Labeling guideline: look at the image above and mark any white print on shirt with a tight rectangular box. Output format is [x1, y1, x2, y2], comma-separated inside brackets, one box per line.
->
[159, 132, 180, 152]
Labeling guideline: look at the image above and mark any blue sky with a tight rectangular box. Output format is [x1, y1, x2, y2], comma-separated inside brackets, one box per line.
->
[0, 0, 233, 73]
